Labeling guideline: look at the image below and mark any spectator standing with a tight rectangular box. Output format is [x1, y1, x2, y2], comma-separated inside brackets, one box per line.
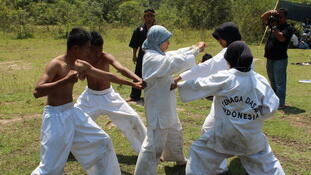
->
[261, 8, 294, 109]
[127, 9, 156, 102]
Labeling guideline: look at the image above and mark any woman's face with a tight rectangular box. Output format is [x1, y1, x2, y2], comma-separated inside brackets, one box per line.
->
[160, 40, 170, 52]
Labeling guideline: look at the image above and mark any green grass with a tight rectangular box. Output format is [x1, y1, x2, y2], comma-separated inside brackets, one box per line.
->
[0, 27, 311, 175]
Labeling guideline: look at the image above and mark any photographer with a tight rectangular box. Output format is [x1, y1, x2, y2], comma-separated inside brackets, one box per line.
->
[261, 8, 294, 109]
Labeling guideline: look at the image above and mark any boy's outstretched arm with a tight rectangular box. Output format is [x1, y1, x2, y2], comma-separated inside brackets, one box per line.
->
[106, 53, 142, 82]
[74, 60, 143, 89]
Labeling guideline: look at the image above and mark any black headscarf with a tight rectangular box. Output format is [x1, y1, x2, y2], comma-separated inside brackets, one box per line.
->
[224, 41, 253, 72]
[212, 22, 241, 46]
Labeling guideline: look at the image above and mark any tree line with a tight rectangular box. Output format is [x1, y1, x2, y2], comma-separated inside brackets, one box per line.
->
[0, 0, 308, 42]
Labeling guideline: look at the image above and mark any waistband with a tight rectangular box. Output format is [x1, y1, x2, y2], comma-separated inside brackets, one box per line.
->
[85, 86, 113, 95]
[44, 102, 74, 113]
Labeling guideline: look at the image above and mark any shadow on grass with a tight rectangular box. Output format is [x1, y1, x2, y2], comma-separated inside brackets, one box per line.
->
[280, 105, 305, 115]
[164, 165, 186, 175]
[67, 152, 77, 162]
[227, 157, 248, 175]
[163, 158, 247, 175]
[121, 170, 133, 175]
[117, 154, 138, 165]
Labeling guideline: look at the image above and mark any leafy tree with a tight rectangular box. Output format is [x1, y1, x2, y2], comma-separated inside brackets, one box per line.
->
[53, 0, 78, 38]
[28, 2, 57, 25]
[231, 0, 273, 42]
[175, 0, 232, 29]
[79, 0, 106, 31]
[117, 1, 143, 25]
[10, 9, 34, 39]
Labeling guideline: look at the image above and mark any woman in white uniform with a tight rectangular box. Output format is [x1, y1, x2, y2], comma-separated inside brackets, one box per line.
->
[134, 25, 205, 175]
[179, 41, 285, 175]
[172, 22, 243, 173]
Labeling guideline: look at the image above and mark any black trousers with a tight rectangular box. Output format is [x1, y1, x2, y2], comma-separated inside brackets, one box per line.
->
[130, 53, 143, 100]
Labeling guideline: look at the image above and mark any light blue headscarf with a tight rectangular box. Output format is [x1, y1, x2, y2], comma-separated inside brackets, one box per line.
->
[142, 25, 172, 55]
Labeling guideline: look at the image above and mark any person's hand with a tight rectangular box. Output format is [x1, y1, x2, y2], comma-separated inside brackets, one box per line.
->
[170, 76, 181, 90]
[170, 81, 178, 91]
[74, 59, 92, 73]
[142, 81, 147, 88]
[196, 42, 206, 52]
[132, 56, 137, 64]
[65, 70, 78, 84]
[133, 81, 144, 89]
[269, 10, 278, 15]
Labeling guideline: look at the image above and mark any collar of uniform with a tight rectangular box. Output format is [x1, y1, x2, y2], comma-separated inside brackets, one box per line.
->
[145, 49, 165, 55]
[228, 68, 253, 76]
[220, 47, 227, 54]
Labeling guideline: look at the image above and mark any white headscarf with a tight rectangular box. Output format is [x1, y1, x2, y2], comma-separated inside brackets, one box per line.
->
[142, 25, 172, 55]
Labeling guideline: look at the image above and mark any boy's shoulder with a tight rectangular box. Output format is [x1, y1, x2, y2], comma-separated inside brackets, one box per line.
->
[46, 55, 66, 71]
[51, 55, 65, 64]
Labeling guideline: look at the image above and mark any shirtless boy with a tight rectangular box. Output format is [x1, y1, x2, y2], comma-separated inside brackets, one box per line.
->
[31, 28, 142, 175]
[75, 31, 146, 153]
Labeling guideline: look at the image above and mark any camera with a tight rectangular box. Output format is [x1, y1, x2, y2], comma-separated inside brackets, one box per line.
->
[268, 14, 280, 27]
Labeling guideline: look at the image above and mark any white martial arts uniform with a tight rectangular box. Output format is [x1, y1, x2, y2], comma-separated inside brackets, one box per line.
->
[75, 87, 147, 153]
[179, 69, 285, 175]
[180, 48, 228, 81]
[180, 47, 257, 173]
[134, 47, 197, 175]
[32, 102, 121, 175]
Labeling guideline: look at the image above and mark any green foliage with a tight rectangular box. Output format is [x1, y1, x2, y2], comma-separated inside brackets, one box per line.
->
[117, 1, 143, 25]
[10, 9, 34, 39]
[231, 0, 274, 43]
[179, 0, 232, 29]
[0, 0, 310, 42]
[156, 1, 181, 29]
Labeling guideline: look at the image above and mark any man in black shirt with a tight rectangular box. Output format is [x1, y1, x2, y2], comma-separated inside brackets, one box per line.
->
[127, 9, 155, 102]
[261, 8, 294, 109]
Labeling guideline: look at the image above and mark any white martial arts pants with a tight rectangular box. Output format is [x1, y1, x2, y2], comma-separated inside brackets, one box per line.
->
[134, 123, 186, 175]
[31, 103, 121, 175]
[75, 87, 146, 153]
[186, 136, 285, 175]
[202, 116, 228, 174]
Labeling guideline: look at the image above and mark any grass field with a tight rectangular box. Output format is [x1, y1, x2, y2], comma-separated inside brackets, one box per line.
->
[0, 28, 310, 175]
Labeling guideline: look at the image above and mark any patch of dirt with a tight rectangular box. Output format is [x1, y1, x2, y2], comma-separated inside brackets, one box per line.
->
[0, 114, 40, 125]
[276, 154, 311, 172]
[0, 60, 32, 70]
[268, 135, 311, 172]
[176, 107, 185, 112]
[0, 60, 22, 65]
[280, 114, 311, 134]
[269, 135, 311, 152]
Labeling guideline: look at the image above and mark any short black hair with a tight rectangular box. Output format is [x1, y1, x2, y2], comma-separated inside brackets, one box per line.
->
[90, 31, 104, 46]
[278, 8, 288, 17]
[67, 28, 91, 50]
[202, 53, 213, 62]
[144, 9, 155, 13]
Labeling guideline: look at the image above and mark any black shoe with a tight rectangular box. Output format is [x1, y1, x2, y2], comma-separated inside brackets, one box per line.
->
[126, 98, 141, 102]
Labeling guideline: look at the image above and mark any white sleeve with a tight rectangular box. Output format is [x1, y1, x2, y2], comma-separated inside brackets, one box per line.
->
[143, 50, 196, 80]
[180, 59, 215, 81]
[260, 85, 279, 120]
[166, 47, 200, 57]
[178, 73, 230, 102]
